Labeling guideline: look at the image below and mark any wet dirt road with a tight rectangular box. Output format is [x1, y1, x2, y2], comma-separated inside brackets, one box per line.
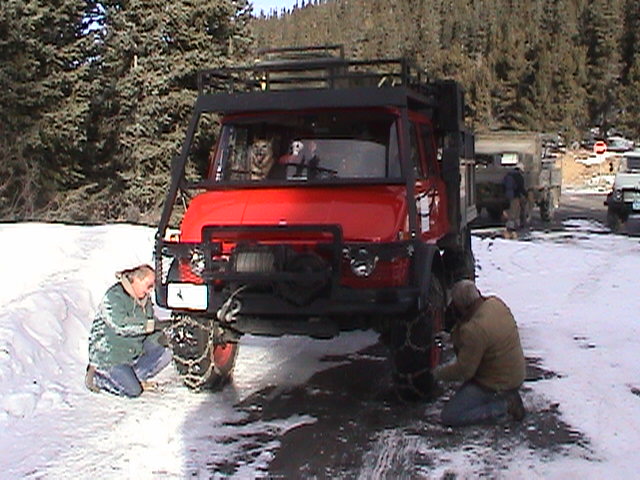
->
[216, 192, 607, 479]
[473, 191, 608, 232]
[234, 344, 586, 479]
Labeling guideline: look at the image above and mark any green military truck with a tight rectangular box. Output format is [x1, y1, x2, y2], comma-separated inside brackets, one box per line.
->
[474, 131, 562, 222]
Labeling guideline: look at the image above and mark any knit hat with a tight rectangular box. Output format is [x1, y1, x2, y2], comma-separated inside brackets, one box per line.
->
[451, 280, 481, 310]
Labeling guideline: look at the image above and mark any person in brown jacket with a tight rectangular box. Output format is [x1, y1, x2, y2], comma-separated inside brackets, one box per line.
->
[434, 280, 526, 426]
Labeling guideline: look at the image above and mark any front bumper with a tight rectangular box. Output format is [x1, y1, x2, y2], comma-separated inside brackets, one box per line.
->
[154, 224, 419, 318]
[605, 189, 640, 214]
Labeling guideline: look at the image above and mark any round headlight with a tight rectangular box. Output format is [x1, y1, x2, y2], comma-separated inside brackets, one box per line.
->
[613, 189, 623, 201]
[349, 248, 378, 278]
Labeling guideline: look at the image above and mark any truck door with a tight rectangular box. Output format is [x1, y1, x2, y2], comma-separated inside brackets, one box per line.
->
[412, 120, 449, 241]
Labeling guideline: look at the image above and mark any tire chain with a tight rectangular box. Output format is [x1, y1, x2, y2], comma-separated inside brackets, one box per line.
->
[393, 279, 443, 401]
[395, 303, 436, 400]
[167, 313, 221, 391]
[168, 287, 244, 390]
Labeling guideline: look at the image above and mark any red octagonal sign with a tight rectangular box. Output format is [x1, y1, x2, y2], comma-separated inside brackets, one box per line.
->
[594, 141, 607, 155]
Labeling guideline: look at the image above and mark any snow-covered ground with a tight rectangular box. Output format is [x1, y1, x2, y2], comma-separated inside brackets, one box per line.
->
[1, 216, 639, 478]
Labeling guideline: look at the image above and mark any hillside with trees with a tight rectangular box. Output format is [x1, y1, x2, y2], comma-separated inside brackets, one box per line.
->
[0, 0, 251, 222]
[0, 0, 638, 222]
[254, 0, 639, 139]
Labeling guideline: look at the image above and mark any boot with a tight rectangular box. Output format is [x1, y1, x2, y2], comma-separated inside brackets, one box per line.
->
[140, 380, 160, 392]
[85, 365, 100, 393]
[506, 390, 525, 421]
[503, 229, 517, 240]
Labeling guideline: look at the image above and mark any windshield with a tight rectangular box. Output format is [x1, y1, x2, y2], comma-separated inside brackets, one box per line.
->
[208, 109, 401, 183]
[622, 155, 640, 173]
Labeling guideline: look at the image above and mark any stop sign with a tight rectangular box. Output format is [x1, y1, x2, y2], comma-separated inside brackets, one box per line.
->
[594, 141, 607, 155]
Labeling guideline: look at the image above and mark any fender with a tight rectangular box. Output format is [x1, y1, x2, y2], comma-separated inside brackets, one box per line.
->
[413, 241, 442, 311]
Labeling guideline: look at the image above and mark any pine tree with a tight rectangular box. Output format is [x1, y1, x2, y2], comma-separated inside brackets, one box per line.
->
[618, 58, 640, 138]
[0, 0, 97, 219]
[90, 0, 253, 222]
[620, 0, 639, 82]
[490, 17, 533, 129]
[531, 0, 588, 140]
[581, 0, 623, 135]
[618, 0, 640, 138]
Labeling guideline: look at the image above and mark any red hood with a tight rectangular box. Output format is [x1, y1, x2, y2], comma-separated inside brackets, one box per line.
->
[181, 186, 407, 242]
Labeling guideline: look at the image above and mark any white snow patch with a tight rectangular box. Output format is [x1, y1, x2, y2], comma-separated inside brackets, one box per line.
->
[0, 216, 639, 477]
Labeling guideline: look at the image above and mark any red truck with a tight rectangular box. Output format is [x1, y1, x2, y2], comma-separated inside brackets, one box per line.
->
[154, 46, 476, 400]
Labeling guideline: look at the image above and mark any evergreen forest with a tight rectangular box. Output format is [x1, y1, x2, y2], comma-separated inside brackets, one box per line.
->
[1, 0, 638, 222]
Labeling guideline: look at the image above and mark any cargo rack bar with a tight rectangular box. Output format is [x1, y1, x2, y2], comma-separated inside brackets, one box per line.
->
[198, 57, 431, 96]
[256, 44, 345, 59]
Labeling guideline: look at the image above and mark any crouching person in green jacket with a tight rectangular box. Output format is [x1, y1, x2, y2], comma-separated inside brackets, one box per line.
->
[434, 280, 526, 426]
[85, 264, 172, 397]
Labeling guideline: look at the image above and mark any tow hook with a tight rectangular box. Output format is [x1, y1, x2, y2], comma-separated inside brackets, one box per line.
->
[217, 298, 242, 323]
[216, 286, 246, 323]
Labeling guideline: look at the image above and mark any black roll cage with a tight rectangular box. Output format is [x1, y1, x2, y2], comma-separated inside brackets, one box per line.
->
[157, 51, 470, 253]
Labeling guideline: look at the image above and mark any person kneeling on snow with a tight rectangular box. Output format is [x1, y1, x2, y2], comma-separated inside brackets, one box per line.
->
[434, 280, 526, 426]
[85, 264, 171, 397]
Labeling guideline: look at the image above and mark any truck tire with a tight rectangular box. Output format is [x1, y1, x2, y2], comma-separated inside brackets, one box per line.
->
[389, 275, 445, 401]
[460, 227, 476, 281]
[607, 206, 622, 232]
[167, 314, 238, 391]
[539, 190, 556, 222]
[442, 228, 475, 284]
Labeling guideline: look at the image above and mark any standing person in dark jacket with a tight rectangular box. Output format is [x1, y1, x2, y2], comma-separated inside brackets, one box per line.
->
[434, 280, 526, 426]
[85, 264, 171, 397]
[502, 163, 527, 238]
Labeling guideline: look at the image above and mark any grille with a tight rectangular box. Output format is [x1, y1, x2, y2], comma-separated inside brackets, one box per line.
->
[623, 190, 640, 202]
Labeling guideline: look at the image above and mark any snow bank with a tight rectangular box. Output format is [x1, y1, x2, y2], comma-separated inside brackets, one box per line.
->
[1, 219, 640, 478]
[0, 223, 156, 422]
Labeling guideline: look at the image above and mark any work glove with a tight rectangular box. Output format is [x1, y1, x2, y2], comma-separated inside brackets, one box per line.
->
[144, 319, 155, 333]
[145, 318, 173, 334]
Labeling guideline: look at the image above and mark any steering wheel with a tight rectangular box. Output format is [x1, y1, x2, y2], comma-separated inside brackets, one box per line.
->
[281, 162, 337, 179]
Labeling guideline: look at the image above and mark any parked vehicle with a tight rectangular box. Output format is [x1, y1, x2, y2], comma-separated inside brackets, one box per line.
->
[474, 131, 562, 222]
[605, 150, 640, 231]
[541, 132, 566, 155]
[606, 136, 635, 153]
[153, 46, 477, 400]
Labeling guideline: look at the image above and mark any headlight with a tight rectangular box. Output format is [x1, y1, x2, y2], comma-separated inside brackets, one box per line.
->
[613, 189, 623, 201]
[189, 248, 206, 276]
[349, 248, 378, 278]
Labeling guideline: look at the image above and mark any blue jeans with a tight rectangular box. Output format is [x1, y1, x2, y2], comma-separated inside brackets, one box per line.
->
[95, 336, 172, 398]
[441, 381, 510, 427]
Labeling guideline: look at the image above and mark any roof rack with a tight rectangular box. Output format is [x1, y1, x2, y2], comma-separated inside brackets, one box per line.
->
[198, 47, 431, 96]
[257, 45, 345, 62]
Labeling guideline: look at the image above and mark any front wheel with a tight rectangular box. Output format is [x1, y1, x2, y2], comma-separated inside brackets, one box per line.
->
[389, 275, 445, 401]
[607, 206, 623, 232]
[539, 188, 559, 222]
[167, 314, 238, 391]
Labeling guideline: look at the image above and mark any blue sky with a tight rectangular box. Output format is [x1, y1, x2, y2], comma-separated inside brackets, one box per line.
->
[251, 0, 299, 14]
